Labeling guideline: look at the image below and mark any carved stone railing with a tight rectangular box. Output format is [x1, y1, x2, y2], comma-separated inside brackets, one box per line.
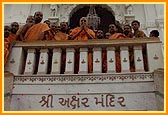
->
[5, 38, 164, 75]
[4, 38, 164, 111]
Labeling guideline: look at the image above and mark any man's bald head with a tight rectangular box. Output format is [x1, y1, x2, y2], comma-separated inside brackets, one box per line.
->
[34, 11, 43, 23]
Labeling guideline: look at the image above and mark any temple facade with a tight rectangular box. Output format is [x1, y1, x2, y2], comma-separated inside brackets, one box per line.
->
[4, 4, 164, 44]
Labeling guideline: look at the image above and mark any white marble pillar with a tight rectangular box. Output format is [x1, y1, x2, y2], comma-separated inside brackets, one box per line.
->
[5, 47, 24, 75]
[64, 48, 75, 74]
[93, 47, 102, 73]
[37, 49, 49, 75]
[147, 43, 164, 72]
[51, 48, 62, 74]
[120, 46, 130, 72]
[106, 47, 116, 73]
[156, 18, 164, 55]
[134, 45, 144, 72]
[78, 48, 88, 74]
[24, 49, 36, 75]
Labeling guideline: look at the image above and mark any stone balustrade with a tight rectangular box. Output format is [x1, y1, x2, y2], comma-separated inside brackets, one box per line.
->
[5, 38, 163, 75]
[4, 38, 164, 111]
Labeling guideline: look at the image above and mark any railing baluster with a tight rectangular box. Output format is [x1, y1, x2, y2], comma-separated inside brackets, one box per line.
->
[93, 47, 102, 73]
[24, 49, 36, 75]
[120, 46, 130, 72]
[78, 48, 88, 74]
[51, 48, 62, 74]
[64, 48, 75, 74]
[5, 38, 163, 75]
[134, 45, 144, 72]
[37, 49, 49, 75]
[106, 47, 116, 73]
[147, 43, 164, 72]
[5, 47, 24, 75]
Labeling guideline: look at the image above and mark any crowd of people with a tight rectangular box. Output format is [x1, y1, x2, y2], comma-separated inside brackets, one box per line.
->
[4, 11, 160, 73]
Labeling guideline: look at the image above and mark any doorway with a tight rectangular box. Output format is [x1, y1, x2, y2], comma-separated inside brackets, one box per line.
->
[69, 4, 115, 34]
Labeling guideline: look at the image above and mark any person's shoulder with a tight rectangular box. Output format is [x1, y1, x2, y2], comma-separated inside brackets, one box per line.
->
[70, 27, 80, 33]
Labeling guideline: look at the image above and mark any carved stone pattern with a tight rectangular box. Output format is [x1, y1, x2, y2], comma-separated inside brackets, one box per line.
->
[10, 58, 15, 64]
[59, 4, 77, 22]
[109, 4, 125, 23]
[14, 73, 153, 83]
[153, 54, 159, 60]
[137, 57, 141, 62]
[81, 59, 86, 64]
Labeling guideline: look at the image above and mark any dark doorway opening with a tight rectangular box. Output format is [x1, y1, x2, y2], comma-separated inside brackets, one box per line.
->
[69, 5, 115, 34]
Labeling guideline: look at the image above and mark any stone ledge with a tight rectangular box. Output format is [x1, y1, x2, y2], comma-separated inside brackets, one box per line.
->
[14, 72, 154, 84]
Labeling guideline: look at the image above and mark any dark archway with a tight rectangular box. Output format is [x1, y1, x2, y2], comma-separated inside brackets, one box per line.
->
[69, 5, 115, 34]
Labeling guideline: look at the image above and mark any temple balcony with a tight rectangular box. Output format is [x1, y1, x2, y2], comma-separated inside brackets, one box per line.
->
[4, 38, 164, 111]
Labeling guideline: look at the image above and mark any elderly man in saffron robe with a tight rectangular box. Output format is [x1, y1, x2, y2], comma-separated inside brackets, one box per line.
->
[68, 17, 96, 73]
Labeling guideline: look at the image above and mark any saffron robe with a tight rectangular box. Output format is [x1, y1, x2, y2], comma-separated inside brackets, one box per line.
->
[53, 31, 68, 40]
[68, 27, 95, 73]
[4, 39, 10, 65]
[69, 27, 95, 40]
[108, 33, 127, 72]
[24, 23, 49, 41]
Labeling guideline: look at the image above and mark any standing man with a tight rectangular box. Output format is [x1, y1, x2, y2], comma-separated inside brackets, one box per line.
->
[108, 23, 127, 72]
[131, 20, 146, 38]
[68, 17, 95, 73]
[108, 24, 126, 39]
[16, 15, 34, 41]
[149, 30, 159, 37]
[131, 20, 148, 71]
[96, 30, 104, 39]
[8, 22, 19, 42]
[123, 24, 133, 38]
[68, 17, 95, 40]
[23, 11, 50, 41]
[53, 22, 69, 40]
[44, 22, 58, 40]
[4, 26, 11, 65]
[44, 19, 51, 28]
